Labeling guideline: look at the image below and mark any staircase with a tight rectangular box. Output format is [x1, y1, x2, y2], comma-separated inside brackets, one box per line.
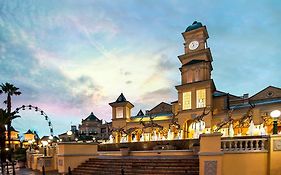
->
[72, 156, 199, 175]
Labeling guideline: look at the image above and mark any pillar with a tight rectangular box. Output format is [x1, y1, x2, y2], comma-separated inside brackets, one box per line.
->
[199, 133, 223, 175]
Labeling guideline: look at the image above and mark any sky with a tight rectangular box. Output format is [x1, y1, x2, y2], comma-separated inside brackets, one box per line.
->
[1, 0, 281, 138]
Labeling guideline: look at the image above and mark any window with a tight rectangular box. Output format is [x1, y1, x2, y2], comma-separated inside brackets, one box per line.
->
[116, 107, 123, 119]
[182, 91, 192, 110]
[196, 89, 206, 108]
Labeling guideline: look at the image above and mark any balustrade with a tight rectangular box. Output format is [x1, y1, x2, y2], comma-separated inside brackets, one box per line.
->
[221, 137, 268, 153]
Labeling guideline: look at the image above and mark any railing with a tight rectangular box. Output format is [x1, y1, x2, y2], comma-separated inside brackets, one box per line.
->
[221, 136, 269, 153]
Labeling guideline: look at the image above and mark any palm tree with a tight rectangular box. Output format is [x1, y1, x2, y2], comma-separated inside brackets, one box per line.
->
[0, 109, 20, 163]
[0, 83, 21, 151]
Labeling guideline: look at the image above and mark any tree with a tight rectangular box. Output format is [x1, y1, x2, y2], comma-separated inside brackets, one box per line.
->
[0, 83, 21, 154]
[0, 109, 20, 162]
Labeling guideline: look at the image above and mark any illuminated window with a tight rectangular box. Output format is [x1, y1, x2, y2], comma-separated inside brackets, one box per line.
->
[196, 89, 206, 108]
[116, 107, 123, 118]
[183, 91, 192, 110]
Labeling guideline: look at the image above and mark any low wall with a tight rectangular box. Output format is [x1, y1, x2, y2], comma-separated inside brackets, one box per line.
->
[223, 153, 268, 175]
[57, 142, 98, 174]
[98, 139, 199, 151]
[199, 134, 281, 175]
[98, 149, 194, 157]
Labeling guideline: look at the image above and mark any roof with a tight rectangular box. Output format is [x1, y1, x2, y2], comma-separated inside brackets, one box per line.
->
[24, 129, 34, 134]
[213, 90, 228, 97]
[131, 112, 173, 119]
[230, 98, 281, 109]
[109, 93, 134, 108]
[250, 86, 281, 101]
[85, 112, 100, 122]
[136, 110, 144, 116]
[115, 93, 127, 103]
[183, 60, 209, 66]
[9, 126, 18, 132]
[41, 135, 59, 141]
[185, 21, 203, 32]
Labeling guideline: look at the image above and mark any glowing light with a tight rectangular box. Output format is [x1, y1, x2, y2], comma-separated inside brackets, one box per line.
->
[270, 110, 281, 118]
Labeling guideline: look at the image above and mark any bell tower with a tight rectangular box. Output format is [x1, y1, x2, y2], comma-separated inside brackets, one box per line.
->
[175, 21, 215, 127]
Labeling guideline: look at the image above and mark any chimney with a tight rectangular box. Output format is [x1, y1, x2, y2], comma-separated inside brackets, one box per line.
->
[243, 93, 249, 99]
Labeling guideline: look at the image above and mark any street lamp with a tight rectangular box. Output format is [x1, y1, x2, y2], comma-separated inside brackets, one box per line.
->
[270, 110, 281, 135]
[28, 140, 33, 151]
[67, 130, 73, 142]
[41, 141, 48, 156]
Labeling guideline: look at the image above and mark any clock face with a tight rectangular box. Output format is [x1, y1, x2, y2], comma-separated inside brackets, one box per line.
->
[189, 40, 199, 50]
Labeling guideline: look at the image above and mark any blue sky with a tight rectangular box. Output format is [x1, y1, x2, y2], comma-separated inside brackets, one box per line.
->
[1, 0, 281, 137]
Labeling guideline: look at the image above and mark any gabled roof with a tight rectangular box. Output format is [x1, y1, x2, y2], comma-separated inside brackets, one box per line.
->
[24, 129, 34, 134]
[85, 112, 100, 122]
[250, 86, 281, 101]
[147, 102, 172, 115]
[136, 110, 144, 116]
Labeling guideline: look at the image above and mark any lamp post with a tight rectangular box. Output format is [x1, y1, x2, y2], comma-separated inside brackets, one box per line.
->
[28, 140, 33, 151]
[67, 130, 73, 142]
[270, 110, 281, 135]
[41, 141, 48, 156]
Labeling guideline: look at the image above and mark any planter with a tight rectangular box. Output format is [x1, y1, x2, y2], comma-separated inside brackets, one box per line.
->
[120, 147, 130, 156]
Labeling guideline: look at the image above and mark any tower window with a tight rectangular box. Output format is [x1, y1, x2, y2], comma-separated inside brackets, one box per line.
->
[116, 107, 123, 119]
[183, 91, 192, 110]
[196, 89, 206, 108]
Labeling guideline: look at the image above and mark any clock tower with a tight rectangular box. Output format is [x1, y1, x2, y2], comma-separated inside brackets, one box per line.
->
[175, 21, 215, 127]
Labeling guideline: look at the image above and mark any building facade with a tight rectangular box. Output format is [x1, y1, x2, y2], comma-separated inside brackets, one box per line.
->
[109, 21, 281, 143]
[78, 112, 111, 141]
[5, 126, 20, 149]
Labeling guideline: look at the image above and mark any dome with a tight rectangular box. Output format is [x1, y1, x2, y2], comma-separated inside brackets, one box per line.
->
[185, 21, 203, 32]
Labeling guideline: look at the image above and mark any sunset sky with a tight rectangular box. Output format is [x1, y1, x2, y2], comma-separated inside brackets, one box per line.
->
[1, 0, 281, 137]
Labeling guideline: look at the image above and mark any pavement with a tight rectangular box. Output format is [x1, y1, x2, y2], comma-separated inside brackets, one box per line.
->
[0, 168, 59, 175]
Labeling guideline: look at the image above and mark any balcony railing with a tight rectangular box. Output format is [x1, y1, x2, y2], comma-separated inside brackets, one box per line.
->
[221, 136, 269, 153]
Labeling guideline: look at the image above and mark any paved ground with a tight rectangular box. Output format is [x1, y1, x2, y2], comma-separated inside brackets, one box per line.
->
[0, 168, 59, 175]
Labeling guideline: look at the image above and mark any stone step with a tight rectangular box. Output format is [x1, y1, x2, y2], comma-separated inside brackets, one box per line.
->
[72, 157, 199, 175]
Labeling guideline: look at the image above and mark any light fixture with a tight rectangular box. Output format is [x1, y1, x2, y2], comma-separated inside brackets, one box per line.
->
[41, 140, 48, 156]
[270, 110, 280, 135]
[41, 140, 48, 146]
[67, 130, 73, 136]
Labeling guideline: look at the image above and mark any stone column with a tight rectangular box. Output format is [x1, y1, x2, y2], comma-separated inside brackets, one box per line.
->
[57, 142, 98, 174]
[269, 135, 281, 175]
[199, 133, 223, 175]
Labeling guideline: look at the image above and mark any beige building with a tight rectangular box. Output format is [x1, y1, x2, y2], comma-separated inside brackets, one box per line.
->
[5, 126, 20, 149]
[110, 21, 281, 143]
[78, 112, 111, 141]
